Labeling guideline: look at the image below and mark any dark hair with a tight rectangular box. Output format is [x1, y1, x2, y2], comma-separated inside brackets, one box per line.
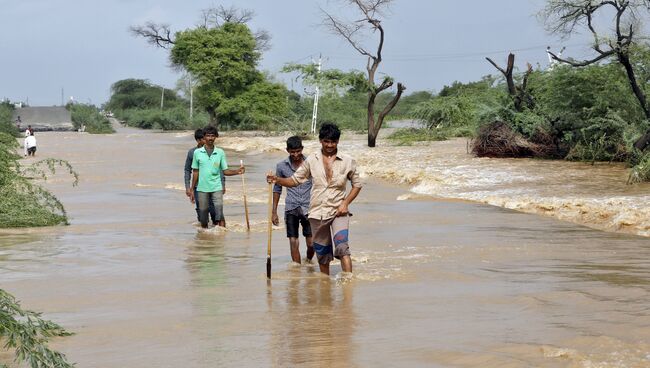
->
[286, 136, 303, 150]
[194, 129, 204, 141]
[318, 122, 340, 141]
[203, 125, 218, 137]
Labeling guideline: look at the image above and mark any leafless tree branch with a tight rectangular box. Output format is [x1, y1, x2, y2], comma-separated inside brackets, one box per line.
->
[129, 22, 175, 49]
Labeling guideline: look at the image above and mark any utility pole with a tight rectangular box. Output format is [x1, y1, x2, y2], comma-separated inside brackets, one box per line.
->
[161, 87, 165, 110]
[310, 54, 322, 135]
[61, 88, 64, 106]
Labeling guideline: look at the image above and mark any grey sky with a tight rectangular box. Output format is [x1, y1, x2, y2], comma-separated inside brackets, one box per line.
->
[1, 0, 593, 106]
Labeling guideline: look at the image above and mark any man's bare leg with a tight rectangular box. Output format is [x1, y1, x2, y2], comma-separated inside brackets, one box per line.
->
[340, 255, 352, 273]
[305, 236, 314, 261]
[319, 262, 330, 275]
[289, 237, 301, 263]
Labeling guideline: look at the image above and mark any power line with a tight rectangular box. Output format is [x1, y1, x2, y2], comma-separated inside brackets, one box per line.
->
[322, 42, 591, 62]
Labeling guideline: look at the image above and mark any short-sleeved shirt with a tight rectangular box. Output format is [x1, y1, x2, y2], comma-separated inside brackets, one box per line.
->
[191, 146, 228, 192]
[273, 156, 312, 215]
[291, 150, 362, 220]
[185, 147, 225, 191]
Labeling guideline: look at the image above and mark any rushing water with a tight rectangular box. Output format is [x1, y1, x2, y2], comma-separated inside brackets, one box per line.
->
[1, 126, 649, 367]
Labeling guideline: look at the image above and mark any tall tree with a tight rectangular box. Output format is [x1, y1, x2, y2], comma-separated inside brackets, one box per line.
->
[322, 0, 406, 147]
[540, 0, 650, 151]
[131, 7, 287, 128]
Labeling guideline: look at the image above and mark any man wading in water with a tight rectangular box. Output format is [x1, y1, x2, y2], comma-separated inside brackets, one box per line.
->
[190, 125, 244, 229]
[185, 128, 225, 226]
[272, 136, 314, 264]
[267, 123, 362, 275]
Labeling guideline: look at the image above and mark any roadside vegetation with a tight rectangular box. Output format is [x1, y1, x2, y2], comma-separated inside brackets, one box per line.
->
[0, 103, 75, 366]
[0, 102, 78, 228]
[67, 103, 114, 134]
[0, 289, 74, 368]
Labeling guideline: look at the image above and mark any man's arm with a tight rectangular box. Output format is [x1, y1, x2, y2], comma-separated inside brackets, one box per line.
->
[267, 158, 310, 188]
[272, 192, 281, 225]
[223, 166, 244, 176]
[184, 150, 193, 196]
[336, 186, 361, 217]
[189, 169, 199, 203]
[267, 175, 298, 188]
[220, 171, 226, 194]
[272, 164, 283, 225]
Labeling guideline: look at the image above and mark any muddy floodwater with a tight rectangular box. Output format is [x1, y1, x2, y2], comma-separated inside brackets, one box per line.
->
[1, 126, 650, 367]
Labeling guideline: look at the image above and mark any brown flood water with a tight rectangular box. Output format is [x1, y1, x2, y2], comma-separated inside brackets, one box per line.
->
[1, 126, 650, 367]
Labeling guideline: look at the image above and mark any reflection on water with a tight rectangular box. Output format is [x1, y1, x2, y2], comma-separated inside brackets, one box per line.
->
[1, 128, 649, 367]
[269, 275, 356, 368]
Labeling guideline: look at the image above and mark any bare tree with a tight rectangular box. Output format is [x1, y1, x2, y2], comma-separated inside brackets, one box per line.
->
[129, 22, 175, 48]
[486, 53, 534, 112]
[540, 0, 650, 151]
[199, 5, 271, 52]
[322, 0, 406, 147]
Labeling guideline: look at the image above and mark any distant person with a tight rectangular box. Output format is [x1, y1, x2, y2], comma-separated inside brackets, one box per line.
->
[15, 116, 21, 130]
[272, 136, 314, 264]
[184, 128, 225, 226]
[267, 123, 362, 276]
[189, 125, 244, 229]
[24, 132, 36, 157]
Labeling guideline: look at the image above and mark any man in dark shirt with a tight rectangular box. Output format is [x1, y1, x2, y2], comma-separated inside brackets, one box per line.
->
[272, 136, 314, 264]
[184, 129, 225, 226]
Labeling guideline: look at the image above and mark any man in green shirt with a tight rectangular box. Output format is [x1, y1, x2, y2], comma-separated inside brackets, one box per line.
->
[190, 125, 244, 228]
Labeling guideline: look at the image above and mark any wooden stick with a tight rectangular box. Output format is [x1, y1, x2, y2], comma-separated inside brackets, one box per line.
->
[266, 178, 273, 279]
[240, 159, 250, 231]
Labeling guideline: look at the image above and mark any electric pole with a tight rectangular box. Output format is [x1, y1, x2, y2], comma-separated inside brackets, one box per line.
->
[310, 54, 322, 135]
[161, 87, 165, 110]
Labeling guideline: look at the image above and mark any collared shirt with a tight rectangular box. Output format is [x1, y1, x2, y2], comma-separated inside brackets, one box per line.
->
[191, 146, 228, 192]
[291, 150, 362, 220]
[185, 147, 225, 190]
[274, 155, 312, 215]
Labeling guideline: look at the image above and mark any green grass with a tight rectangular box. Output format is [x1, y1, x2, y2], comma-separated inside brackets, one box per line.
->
[387, 127, 473, 145]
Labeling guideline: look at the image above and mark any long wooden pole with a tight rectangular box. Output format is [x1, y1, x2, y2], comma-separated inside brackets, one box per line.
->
[240, 159, 250, 231]
[266, 180, 273, 279]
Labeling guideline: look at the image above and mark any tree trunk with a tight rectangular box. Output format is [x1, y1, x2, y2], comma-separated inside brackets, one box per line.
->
[367, 91, 378, 147]
[207, 108, 219, 129]
[619, 53, 650, 151]
[369, 82, 406, 147]
[635, 131, 650, 151]
[619, 53, 650, 119]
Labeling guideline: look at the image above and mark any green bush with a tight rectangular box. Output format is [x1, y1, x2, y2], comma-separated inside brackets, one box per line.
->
[118, 107, 209, 131]
[68, 103, 114, 134]
[0, 103, 18, 137]
[0, 289, 74, 368]
[387, 127, 448, 145]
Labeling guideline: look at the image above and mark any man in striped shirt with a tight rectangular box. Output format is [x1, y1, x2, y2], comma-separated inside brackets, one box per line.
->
[272, 136, 314, 264]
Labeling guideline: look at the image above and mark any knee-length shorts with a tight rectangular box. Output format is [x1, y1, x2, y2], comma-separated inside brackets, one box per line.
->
[309, 215, 350, 265]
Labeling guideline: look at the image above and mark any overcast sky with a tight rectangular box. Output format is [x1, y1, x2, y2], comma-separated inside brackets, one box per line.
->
[0, 0, 594, 106]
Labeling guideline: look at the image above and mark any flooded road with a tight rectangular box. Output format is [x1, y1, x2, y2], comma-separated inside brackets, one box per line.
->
[1, 126, 649, 367]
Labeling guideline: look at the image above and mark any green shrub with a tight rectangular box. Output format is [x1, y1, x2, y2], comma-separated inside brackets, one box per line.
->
[118, 107, 209, 130]
[387, 128, 448, 145]
[0, 289, 74, 368]
[68, 103, 114, 134]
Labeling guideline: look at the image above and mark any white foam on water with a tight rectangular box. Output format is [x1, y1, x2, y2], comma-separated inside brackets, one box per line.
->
[216, 134, 649, 237]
